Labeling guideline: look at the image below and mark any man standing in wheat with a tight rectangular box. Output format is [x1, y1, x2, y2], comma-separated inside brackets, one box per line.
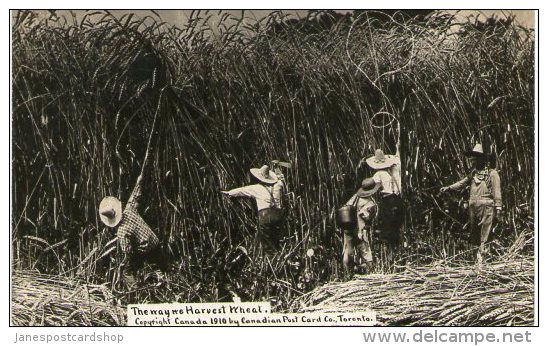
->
[342, 177, 379, 278]
[363, 140, 403, 247]
[221, 165, 286, 256]
[440, 143, 503, 264]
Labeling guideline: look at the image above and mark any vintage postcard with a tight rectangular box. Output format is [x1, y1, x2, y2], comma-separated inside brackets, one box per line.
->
[10, 9, 536, 327]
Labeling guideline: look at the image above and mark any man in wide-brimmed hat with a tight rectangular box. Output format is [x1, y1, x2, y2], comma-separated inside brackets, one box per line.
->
[342, 178, 380, 278]
[221, 165, 285, 255]
[364, 144, 403, 247]
[440, 143, 502, 264]
[99, 172, 164, 288]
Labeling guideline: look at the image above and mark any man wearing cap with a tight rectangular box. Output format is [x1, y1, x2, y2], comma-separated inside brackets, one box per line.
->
[99, 173, 162, 288]
[221, 165, 285, 255]
[343, 178, 379, 278]
[440, 143, 502, 263]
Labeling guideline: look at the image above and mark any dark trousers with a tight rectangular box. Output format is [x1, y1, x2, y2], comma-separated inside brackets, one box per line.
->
[257, 208, 284, 253]
[469, 199, 495, 254]
[129, 244, 168, 273]
[377, 194, 404, 245]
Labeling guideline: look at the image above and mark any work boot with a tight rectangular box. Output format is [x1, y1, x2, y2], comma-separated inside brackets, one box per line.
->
[343, 266, 354, 281]
[357, 261, 374, 275]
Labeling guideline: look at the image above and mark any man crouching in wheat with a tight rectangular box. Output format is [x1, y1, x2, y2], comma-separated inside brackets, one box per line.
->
[99, 163, 167, 289]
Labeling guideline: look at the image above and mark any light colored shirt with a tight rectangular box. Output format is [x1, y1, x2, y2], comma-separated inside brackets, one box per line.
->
[373, 169, 400, 195]
[370, 154, 401, 195]
[346, 194, 377, 230]
[357, 198, 376, 221]
[448, 168, 502, 207]
[390, 156, 402, 195]
[227, 181, 284, 211]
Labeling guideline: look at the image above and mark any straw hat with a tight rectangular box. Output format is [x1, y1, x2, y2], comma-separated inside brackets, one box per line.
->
[366, 149, 396, 170]
[464, 143, 488, 157]
[99, 196, 123, 227]
[356, 178, 381, 198]
[250, 165, 278, 184]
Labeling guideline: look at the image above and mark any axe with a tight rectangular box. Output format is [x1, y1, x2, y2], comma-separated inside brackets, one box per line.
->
[271, 160, 292, 175]
[271, 160, 293, 207]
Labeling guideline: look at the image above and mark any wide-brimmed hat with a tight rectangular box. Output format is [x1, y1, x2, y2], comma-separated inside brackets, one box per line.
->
[99, 196, 122, 227]
[250, 165, 278, 184]
[366, 149, 397, 170]
[356, 177, 381, 198]
[464, 143, 488, 157]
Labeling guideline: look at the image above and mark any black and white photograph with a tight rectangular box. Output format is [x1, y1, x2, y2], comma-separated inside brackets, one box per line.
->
[10, 9, 536, 328]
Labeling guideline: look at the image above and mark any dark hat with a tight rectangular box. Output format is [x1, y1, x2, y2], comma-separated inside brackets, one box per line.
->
[356, 178, 380, 198]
